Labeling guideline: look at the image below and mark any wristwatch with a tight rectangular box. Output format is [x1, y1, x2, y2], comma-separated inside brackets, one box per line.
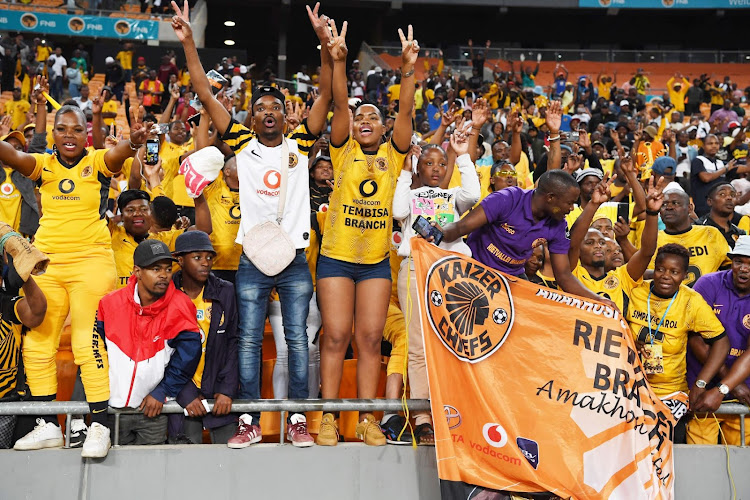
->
[718, 384, 730, 395]
[695, 379, 707, 389]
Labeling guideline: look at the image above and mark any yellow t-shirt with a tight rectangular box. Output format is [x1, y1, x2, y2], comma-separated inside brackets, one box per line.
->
[160, 140, 192, 163]
[572, 264, 640, 315]
[116, 50, 133, 71]
[739, 215, 750, 234]
[626, 282, 725, 397]
[323, 136, 407, 264]
[179, 70, 191, 88]
[29, 150, 115, 253]
[36, 45, 51, 63]
[110, 224, 183, 288]
[600, 159, 616, 179]
[0, 167, 23, 232]
[387, 84, 401, 102]
[190, 289, 212, 389]
[4, 100, 30, 131]
[598, 81, 612, 101]
[649, 226, 731, 287]
[102, 100, 118, 127]
[203, 174, 242, 271]
[667, 78, 689, 113]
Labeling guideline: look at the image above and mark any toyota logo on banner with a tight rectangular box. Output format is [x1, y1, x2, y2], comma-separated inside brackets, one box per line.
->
[444, 405, 462, 430]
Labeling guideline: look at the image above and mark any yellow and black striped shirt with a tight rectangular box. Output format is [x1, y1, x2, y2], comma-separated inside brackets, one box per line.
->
[0, 294, 22, 400]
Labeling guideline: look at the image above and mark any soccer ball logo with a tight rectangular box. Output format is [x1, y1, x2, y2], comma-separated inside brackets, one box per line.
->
[430, 290, 443, 307]
[492, 308, 508, 325]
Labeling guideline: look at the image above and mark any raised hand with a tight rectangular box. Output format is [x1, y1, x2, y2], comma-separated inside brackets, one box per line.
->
[104, 124, 120, 149]
[450, 125, 472, 157]
[285, 100, 302, 130]
[563, 153, 582, 174]
[170, 84, 181, 100]
[508, 107, 523, 134]
[91, 92, 103, 114]
[441, 104, 458, 128]
[326, 18, 348, 62]
[608, 127, 621, 144]
[645, 174, 666, 213]
[129, 105, 151, 146]
[143, 157, 163, 188]
[398, 25, 420, 67]
[614, 217, 630, 239]
[0, 116, 11, 138]
[619, 154, 637, 178]
[577, 128, 591, 150]
[546, 100, 562, 134]
[33, 76, 49, 105]
[591, 175, 616, 205]
[472, 98, 490, 129]
[170, 0, 193, 43]
[306, 2, 331, 45]
[661, 128, 674, 144]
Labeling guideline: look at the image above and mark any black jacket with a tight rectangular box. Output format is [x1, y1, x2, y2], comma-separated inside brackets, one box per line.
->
[173, 271, 239, 429]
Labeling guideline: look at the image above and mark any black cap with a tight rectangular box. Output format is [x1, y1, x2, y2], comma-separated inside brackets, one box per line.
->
[309, 155, 331, 170]
[133, 239, 176, 268]
[173, 231, 215, 255]
[250, 86, 286, 110]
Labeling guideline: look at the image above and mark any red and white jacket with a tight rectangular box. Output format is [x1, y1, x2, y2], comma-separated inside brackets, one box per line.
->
[97, 276, 201, 408]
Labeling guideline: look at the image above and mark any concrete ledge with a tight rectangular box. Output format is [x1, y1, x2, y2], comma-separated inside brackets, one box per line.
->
[1, 443, 440, 500]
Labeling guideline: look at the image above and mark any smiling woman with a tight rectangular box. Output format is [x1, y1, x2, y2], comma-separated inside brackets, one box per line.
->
[0, 77, 152, 458]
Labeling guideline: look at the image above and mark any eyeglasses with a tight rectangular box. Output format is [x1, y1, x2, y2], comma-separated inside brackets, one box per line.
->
[493, 171, 517, 178]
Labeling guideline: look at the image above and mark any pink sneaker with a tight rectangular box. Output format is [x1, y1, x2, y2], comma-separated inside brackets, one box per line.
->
[227, 414, 262, 449]
[286, 413, 314, 448]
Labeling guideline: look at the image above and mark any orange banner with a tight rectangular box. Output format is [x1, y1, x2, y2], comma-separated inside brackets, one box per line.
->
[412, 239, 676, 499]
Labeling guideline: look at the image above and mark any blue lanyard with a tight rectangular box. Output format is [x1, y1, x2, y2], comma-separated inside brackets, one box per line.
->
[647, 289, 678, 345]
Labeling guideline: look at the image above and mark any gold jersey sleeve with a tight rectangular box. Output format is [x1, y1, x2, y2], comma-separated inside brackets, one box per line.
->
[572, 264, 640, 315]
[321, 136, 408, 264]
[203, 176, 242, 271]
[111, 225, 184, 288]
[649, 226, 731, 287]
[626, 282, 724, 396]
[29, 150, 114, 253]
[221, 119, 318, 157]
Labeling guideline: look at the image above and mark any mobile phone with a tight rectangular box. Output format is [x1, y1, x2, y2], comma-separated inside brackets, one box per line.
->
[412, 215, 444, 246]
[189, 97, 203, 111]
[145, 138, 159, 165]
[152, 123, 169, 135]
[617, 202, 630, 225]
[187, 113, 201, 128]
[570, 131, 580, 142]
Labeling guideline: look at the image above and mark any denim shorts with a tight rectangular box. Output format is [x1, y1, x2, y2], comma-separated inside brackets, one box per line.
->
[317, 255, 391, 283]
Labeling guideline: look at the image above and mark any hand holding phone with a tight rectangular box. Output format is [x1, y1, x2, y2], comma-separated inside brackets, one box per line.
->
[145, 138, 160, 165]
[412, 215, 444, 246]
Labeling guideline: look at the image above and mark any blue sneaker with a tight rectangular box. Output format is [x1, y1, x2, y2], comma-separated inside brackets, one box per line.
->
[380, 415, 413, 445]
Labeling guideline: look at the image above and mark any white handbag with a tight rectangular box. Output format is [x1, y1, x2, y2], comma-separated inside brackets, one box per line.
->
[242, 139, 297, 276]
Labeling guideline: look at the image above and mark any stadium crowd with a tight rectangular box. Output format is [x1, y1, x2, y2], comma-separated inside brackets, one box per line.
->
[0, 0, 749, 463]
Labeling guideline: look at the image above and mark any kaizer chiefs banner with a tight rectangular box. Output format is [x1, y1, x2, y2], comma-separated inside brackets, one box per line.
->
[411, 239, 676, 500]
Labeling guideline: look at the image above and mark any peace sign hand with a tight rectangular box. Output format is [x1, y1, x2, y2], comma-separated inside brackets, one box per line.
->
[398, 25, 420, 67]
[306, 2, 331, 45]
[326, 19, 348, 62]
[129, 104, 151, 146]
[645, 174, 666, 213]
[591, 174, 616, 205]
[170, 0, 193, 42]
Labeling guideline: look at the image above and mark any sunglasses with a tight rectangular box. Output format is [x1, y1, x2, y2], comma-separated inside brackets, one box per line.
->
[493, 171, 517, 178]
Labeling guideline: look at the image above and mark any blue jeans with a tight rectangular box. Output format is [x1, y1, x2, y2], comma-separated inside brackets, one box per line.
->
[51, 76, 63, 102]
[236, 253, 312, 424]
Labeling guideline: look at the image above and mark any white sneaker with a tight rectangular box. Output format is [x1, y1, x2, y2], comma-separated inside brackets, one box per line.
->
[81, 422, 111, 459]
[13, 418, 64, 450]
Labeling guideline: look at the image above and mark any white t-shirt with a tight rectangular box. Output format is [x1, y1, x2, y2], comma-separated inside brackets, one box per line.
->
[295, 72, 310, 94]
[230, 75, 244, 94]
[392, 153, 480, 257]
[74, 97, 93, 114]
[48, 54, 67, 78]
[351, 80, 365, 98]
[235, 136, 312, 248]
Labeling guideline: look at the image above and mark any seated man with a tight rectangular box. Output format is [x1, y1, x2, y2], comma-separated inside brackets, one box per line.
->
[169, 232, 240, 445]
[1, 254, 46, 449]
[98, 240, 200, 453]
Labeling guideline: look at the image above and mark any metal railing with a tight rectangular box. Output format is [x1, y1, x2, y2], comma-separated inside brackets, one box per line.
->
[0, 399, 432, 446]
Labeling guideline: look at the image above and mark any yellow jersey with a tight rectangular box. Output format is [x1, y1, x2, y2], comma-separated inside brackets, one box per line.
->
[160, 139, 193, 163]
[203, 174, 242, 271]
[102, 100, 118, 127]
[0, 296, 22, 399]
[387, 84, 401, 102]
[572, 264, 640, 315]
[598, 81, 612, 101]
[323, 136, 408, 264]
[649, 226, 731, 287]
[626, 282, 725, 396]
[116, 50, 133, 71]
[190, 289, 211, 389]
[110, 224, 183, 288]
[738, 215, 750, 235]
[36, 45, 51, 63]
[29, 149, 115, 254]
[3, 100, 30, 131]
[0, 167, 23, 232]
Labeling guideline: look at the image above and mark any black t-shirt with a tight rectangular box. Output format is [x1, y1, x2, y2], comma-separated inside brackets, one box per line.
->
[365, 73, 381, 92]
[690, 155, 726, 217]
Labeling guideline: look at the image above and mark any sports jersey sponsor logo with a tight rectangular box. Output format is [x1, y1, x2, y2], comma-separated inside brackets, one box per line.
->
[81, 165, 93, 178]
[0, 183, 14, 196]
[744, 314, 750, 330]
[501, 223, 515, 235]
[444, 405, 462, 429]
[229, 205, 241, 220]
[59, 179, 76, 194]
[288, 153, 298, 168]
[318, 203, 329, 213]
[516, 437, 540, 470]
[263, 170, 281, 189]
[425, 255, 514, 363]
[604, 275, 619, 290]
[358, 179, 378, 198]
[482, 422, 508, 448]
[391, 230, 402, 250]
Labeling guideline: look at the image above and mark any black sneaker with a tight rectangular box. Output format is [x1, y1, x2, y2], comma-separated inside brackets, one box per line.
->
[168, 434, 195, 445]
[68, 419, 88, 448]
[380, 416, 413, 445]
